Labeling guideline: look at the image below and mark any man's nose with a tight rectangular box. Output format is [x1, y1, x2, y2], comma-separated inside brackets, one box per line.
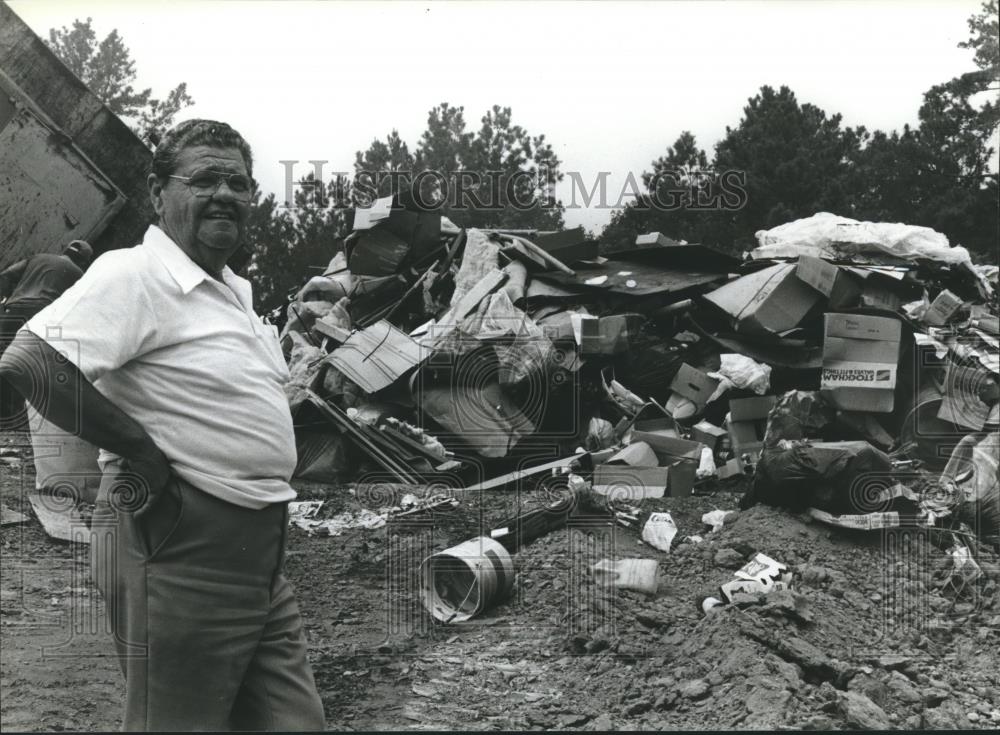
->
[212, 180, 239, 201]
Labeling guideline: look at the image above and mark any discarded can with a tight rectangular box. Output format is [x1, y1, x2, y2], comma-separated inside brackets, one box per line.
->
[420, 536, 515, 623]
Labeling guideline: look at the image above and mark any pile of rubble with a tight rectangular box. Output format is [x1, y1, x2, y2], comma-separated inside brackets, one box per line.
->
[279, 199, 999, 616]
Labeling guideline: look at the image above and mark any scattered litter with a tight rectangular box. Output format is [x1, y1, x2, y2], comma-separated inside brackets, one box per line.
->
[808, 508, 933, 531]
[702, 509, 737, 533]
[695, 446, 717, 479]
[262, 202, 995, 557]
[949, 543, 982, 583]
[719, 553, 791, 602]
[1, 504, 29, 526]
[591, 558, 660, 595]
[704, 552, 792, 611]
[640, 512, 678, 553]
[289, 505, 388, 536]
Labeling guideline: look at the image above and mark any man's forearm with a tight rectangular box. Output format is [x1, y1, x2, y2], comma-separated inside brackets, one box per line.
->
[0, 261, 26, 301]
[0, 331, 156, 460]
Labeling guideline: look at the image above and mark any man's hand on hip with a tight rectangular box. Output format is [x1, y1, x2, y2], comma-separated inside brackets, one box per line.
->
[118, 442, 172, 516]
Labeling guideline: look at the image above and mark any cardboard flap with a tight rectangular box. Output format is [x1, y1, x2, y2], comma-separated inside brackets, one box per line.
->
[729, 395, 777, 422]
[606, 442, 658, 467]
[631, 431, 704, 463]
[824, 313, 901, 342]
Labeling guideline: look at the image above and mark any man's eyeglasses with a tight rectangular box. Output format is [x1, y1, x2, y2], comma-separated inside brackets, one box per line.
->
[167, 170, 255, 200]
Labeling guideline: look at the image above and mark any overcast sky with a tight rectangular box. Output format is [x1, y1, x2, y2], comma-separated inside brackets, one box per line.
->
[10, 0, 987, 233]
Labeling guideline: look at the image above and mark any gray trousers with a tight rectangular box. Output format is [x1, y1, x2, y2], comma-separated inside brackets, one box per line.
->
[90, 468, 326, 731]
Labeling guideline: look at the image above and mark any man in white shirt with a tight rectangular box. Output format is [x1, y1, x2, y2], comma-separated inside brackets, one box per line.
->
[0, 119, 325, 731]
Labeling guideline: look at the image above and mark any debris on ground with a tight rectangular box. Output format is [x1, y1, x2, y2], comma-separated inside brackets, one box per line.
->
[6, 206, 999, 730]
[266, 203, 999, 626]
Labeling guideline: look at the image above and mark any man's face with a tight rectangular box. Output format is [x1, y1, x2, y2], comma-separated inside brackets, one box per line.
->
[148, 145, 251, 275]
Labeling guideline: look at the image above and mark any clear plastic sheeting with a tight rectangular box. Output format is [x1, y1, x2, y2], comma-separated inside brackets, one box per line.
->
[944, 431, 1000, 538]
[283, 332, 325, 411]
[752, 212, 973, 267]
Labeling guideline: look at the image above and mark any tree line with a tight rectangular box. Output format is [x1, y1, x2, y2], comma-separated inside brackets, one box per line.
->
[46, 1, 998, 313]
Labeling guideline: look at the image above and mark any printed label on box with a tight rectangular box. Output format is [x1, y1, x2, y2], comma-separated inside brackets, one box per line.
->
[821, 360, 897, 389]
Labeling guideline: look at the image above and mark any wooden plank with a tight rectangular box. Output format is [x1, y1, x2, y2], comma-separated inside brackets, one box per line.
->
[462, 454, 585, 493]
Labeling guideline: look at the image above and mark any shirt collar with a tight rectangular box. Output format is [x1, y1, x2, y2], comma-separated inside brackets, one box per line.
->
[142, 224, 237, 296]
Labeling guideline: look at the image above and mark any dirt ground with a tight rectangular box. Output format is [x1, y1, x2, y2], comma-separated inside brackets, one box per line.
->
[2, 428, 999, 731]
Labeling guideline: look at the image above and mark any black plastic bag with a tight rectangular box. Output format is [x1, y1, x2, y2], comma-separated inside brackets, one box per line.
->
[743, 440, 893, 514]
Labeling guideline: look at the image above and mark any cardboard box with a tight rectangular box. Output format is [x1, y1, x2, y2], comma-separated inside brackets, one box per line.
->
[728, 395, 777, 458]
[716, 457, 746, 480]
[859, 283, 903, 311]
[691, 420, 727, 451]
[347, 227, 411, 277]
[632, 402, 676, 434]
[593, 464, 669, 500]
[843, 266, 911, 312]
[669, 363, 721, 411]
[704, 263, 821, 336]
[795, 256, 862, 308]
[821, 314, 902, 413]
[923, 290, 964, 326]
[631, 431, 703, 460]
[605, 442, 658, 467]
[667, 459, 698, 497]
[327, 320, 423, 394]
[630, 431, 704, 497]
[573, 313, 642, 355]
[573, 314, 599, 351]
[729, 395, 778, 422]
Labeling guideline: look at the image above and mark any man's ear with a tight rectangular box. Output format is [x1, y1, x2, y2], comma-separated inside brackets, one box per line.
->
[148, 173, 165, 216]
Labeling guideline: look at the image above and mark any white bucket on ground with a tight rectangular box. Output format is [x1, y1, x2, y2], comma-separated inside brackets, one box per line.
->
[27, 404, 100, 504]
[420, 536, 514, 623]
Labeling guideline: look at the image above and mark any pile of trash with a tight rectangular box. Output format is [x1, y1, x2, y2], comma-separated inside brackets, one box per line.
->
[279, 202, 999, 615]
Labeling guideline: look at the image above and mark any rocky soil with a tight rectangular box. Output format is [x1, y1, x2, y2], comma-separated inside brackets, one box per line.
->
[2, 429, 999, 731]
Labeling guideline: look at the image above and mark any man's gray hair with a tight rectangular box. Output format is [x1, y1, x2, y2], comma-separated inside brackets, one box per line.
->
[151, 119, 254, 178]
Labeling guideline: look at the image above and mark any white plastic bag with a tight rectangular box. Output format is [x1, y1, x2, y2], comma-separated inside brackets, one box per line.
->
[585, 417, 616, 452]
[702, 509, 734, 532]
[696, 446, 717, 479]
[708, 354, 771, 400]
[641, 512, 678, 553]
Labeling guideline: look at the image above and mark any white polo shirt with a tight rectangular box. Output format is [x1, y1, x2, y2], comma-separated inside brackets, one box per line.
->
[25, 225, 297, 509]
